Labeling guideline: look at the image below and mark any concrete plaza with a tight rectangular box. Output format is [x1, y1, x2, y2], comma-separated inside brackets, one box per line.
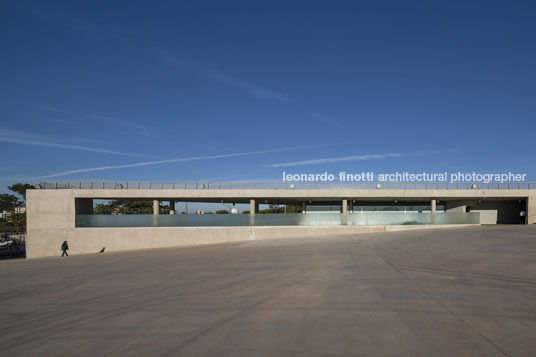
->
[1, 226, 536, 356]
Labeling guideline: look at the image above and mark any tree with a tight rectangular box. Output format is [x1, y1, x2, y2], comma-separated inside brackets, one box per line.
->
[8, 183, 34, 202]
[94, 200, 169, 214]
[285, 204, 303, 213]
[0, 194, 18, 211]
[242, 205, 302, 214]
[215, 209, 229, 214]
[6, 212, 26, 228]
[260, 204, 285, 214]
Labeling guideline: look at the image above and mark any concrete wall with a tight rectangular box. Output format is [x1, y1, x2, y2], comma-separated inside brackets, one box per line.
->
[446, 200, 524, 224]
[528, 196, 536, 224]
[27, 223, 477, 259]
[27, 190, 74, 259]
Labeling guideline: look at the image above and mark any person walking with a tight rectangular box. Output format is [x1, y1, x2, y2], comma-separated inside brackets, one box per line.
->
[520, 210, 526, 224]
[61, 241, 69, 257]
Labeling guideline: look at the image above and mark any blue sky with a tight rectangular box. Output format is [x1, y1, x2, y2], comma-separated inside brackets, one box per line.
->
[1, 0, 536, 193]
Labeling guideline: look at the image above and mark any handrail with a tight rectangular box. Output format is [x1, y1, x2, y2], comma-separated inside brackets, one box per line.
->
[38, 181, 536, 190]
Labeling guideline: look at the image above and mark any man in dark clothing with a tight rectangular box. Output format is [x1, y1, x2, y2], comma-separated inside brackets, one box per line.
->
[520, 210, 527, 224]
[61, 241, 69, 257]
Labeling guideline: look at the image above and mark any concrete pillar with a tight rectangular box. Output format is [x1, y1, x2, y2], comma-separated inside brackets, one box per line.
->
[250, 199, 256, 216]
[342, 199, 348, 225]
[249, 199, 256, 226]
[528, 196, 536, 224]
[153, 200, 159, 215]
[431, 199, 436, 224]
[169, 201, 175, 215]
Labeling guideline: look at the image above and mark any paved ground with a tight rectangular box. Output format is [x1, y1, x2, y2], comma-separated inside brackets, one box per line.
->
[1, 226, 536, 356]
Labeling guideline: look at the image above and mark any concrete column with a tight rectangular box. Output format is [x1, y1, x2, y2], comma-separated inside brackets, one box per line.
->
[249, 199, 256, 226]
[431, 199, 436, 224]
[528, 196, 536, 224]
[153, 200, 159, 215]
[342, 199, 348, 225]
[169, 201, 175, 215]
[250, 199, 256, 216]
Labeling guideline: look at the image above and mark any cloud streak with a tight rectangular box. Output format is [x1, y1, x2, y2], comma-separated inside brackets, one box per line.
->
[44, 107, 157, 139]
[264, 151, 438, 167]
[34, 144, 332, 179]
[160, 52, 347, 128]
[16, 3, 135, 49]
[161, 52, 287, 102]
[0, 128, 141, 157]
[309, 112, 344, 128]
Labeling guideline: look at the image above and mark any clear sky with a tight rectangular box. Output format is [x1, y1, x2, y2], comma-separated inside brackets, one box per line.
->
[1, 0, 536, 192]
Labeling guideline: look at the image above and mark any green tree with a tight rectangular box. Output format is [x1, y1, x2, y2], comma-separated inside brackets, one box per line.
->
[6, 212, 26, 228]
[244, 205, 302, 214]
[260, 204, 285, 214]
[285, 204, 303, 213]
[0, 194, 18, 211]
[215, 209, 229, 214]
[8, 183, 34, 202]
[94, 200, 169, 214]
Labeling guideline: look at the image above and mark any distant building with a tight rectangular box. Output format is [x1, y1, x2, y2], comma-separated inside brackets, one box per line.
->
[15, 204, 26, 214]
[1, 204, 26, 220]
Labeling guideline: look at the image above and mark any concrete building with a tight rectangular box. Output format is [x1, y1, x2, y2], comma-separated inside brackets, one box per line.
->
[26, 181, 535, 258]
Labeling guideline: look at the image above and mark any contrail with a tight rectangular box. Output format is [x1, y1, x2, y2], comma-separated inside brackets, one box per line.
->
[34, 144, 332, 179]
[264, 151, 438, 167]
[0, 135, 137, 157]
[160, 51, 287, 102]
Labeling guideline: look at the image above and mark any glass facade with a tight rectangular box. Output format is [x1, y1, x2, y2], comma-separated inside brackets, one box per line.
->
[76, 212, 479, 228]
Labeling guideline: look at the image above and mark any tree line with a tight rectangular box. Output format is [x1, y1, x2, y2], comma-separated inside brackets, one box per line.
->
[94, 201, 303, 214]
[0, 183, 34, 228]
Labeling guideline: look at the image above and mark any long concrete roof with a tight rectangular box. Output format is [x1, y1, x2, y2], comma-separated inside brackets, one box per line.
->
[48, 188, 534, 203]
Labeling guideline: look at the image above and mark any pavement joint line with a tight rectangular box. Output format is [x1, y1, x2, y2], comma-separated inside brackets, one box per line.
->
[159, 270, 319, 356]
[372, 250, 511, 357]
[396, 265, 536, 285]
